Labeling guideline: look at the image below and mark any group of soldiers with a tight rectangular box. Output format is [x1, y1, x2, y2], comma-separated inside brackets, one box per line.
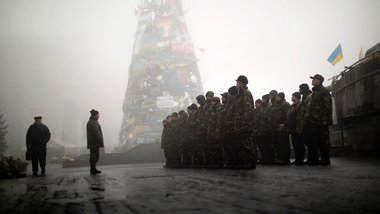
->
[161, 74, 332, 169]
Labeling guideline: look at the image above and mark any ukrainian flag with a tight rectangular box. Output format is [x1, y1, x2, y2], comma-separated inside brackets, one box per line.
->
[327, 44, 343, 65]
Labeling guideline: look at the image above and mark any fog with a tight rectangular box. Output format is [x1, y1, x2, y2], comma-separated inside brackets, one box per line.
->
[0, 0, 379, 155]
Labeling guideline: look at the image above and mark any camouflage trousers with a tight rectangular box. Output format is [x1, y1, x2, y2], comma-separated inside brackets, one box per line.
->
[164, 145, 181, 167]
[89, 148, 99, 165]
[313, 125, 331, 160]
[225, 133, 255, 168]
[204, 138, 223, 167]
[257, 134, 275, 164]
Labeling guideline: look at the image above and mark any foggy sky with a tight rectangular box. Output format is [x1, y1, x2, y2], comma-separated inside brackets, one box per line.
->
[0, 0, 379, 150]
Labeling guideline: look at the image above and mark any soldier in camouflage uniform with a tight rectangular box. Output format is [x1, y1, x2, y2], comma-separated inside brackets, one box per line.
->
[233, 75, 255, 169]
[196, 95, 208, 167]
[287, 92, 304, 165]
[86, 110, 103, 175]
[205, 97, 223, 168]
[187, 103, 202, 168]
[273, 92, 291, 165]
[161, 119, 170, 167]
[268, 90, 279, 164]
[309, 74, 333, 165]
[297, 83, 319, 165]
[220, 86, 238, 168]
[255, 94, 276, 164]
[176, 110, 189, 168]
[251, 99, 262, 164]
[166, 112, 180, 168]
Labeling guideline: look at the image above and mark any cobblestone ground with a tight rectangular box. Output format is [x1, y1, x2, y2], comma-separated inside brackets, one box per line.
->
[1, 155, 380, 214]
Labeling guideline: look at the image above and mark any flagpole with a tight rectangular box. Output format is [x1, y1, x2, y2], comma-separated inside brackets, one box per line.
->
[341, 45, 346, 71]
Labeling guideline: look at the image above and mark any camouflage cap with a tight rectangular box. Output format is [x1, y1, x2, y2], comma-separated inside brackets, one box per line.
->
[255, 99, 262, 104]
[171, 112, 178, 117]
[310, 74, 324, 82]
[205, 91, 214, 97]
[277, 92, 285, 100]
[235, 75, 248, 85]
[220, 92, 229, 98]
[212, 96, 220, 103]
[262, 94, 270, 102]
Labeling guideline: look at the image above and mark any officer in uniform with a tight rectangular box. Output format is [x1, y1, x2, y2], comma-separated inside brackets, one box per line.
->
[86, 109, 104, 174]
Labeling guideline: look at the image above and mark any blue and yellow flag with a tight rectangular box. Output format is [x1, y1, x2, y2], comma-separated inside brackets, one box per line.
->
[327, 44, 343, 65]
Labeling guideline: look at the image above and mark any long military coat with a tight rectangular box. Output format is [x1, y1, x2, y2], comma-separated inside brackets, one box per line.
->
[86, 118, 104, 149]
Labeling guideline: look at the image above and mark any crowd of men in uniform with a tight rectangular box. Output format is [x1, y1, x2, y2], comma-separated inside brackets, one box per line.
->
[161, 74, 332, 169]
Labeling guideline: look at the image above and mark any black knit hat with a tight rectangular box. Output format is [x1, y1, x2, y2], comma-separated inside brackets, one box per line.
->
[196, 95, 206, 102]
[299, 83, 309, 92]
[228, 86, 238, 95]
[292, 92, 301, 100]
[90, 109, 99, 117]
[189, 103, 199, 111]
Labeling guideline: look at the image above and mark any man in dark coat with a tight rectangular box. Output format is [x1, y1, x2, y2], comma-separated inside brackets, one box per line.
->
[287, 92, 303, 165]
[26, 116, 50, 176]
[87, 109, 104, 174]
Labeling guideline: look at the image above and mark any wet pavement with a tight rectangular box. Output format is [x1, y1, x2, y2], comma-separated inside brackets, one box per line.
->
[1, 155, 380, 214]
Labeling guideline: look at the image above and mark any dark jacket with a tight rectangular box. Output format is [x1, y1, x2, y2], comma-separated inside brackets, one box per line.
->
[287, 101, 301, 132]
[86, 117, 104, 149]
[26, 123, 51, 151]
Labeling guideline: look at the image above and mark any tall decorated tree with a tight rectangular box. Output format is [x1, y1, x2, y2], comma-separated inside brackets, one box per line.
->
[119, 0, 204, 151]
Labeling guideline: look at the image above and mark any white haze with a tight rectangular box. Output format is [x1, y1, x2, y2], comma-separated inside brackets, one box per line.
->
[0, 0, 379, 150]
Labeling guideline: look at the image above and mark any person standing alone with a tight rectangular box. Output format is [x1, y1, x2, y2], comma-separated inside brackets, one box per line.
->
[26, 116, 51, 176]
[87, 109, 104, 174]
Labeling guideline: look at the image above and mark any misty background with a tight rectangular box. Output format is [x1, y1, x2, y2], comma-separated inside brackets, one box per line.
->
[0, 0, 379, 155]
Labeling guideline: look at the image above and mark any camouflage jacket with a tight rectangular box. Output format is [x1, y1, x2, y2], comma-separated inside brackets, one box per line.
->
[197, 104, 208, 135]
[272, 100, 290, 132]
[167, 120, 179, 148]
[309, 85, 333, 127]
[161, 123, 170, 148]
[177, 116, 189, 147]
[234, 87, 254, 133]
[207, 103, 223, 139]
[254, 102, 273, 136]
[296, 90, 312, 133]
[86, 118, 104, 149]
[219, 97, 236, 136]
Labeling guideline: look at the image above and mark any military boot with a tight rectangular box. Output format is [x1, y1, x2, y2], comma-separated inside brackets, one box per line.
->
[90, 164, 97, 175]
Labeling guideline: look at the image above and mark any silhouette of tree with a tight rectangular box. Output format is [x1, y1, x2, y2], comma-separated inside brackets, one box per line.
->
[0, 113, 8, 155]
